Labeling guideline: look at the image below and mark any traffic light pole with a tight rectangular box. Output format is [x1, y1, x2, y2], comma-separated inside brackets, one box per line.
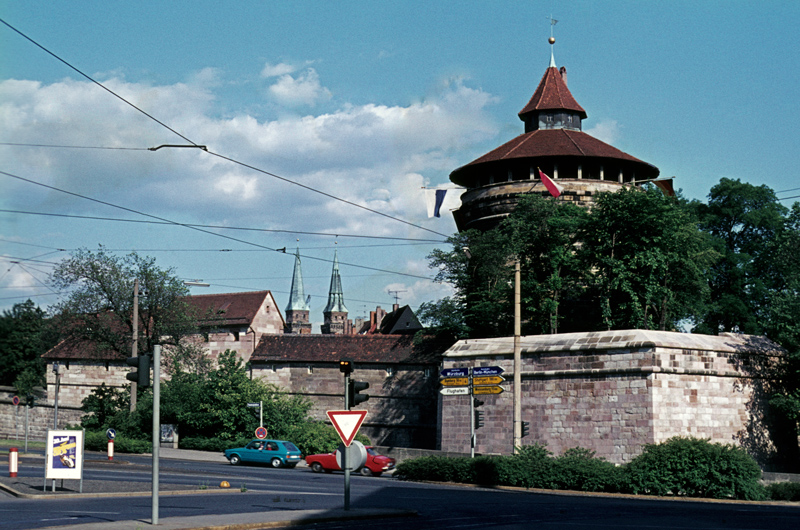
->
[151, 345, 160, 525]
[342, 371, 350, 511]
[513, 258, 522, 453]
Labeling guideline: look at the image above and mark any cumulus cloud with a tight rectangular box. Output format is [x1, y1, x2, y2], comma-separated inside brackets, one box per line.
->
[585, 119, 620, 144]
[261, 62, 301, 78]
[267, 68, 332, 107]
[0, 67, 497, 310]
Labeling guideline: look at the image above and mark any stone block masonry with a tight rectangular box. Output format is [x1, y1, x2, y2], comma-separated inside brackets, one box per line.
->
[440, 330, 782, 465]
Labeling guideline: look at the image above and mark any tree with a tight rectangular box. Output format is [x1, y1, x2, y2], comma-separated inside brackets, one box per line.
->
[426, 190, 715, 337]
[505, 194, 587, 334]
[579, 187, 717, 331]
[426, 195, 591, 338]
[0, 300, 56, 392]
[161, 350, 313, 441]
[49, 247, 197, 359]
[694, 178, 788, 334]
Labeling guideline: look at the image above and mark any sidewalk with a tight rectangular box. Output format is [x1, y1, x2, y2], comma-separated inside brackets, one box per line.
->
[1, 447, 416, 529]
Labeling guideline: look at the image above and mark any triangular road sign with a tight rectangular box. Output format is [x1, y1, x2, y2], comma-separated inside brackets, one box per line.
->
[326, 410, 367, 447]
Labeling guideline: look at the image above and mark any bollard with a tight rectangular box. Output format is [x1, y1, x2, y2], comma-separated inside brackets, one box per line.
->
[108, 439, 114, 461]
[9, 447, 18, 478]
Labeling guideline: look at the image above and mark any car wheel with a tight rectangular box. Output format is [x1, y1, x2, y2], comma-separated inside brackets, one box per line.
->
[270, 457, 282, 468]
[359, 466, 372, 477]
[228, 455, 240, 466]
[311, 462, 324, 473]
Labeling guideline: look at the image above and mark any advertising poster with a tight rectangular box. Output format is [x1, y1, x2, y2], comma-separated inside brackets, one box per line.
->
[45, 430, 84, 480]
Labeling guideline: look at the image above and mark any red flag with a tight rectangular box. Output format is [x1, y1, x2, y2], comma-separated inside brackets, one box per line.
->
[538, 169, 564, 198]
[652, 179, 675, 197]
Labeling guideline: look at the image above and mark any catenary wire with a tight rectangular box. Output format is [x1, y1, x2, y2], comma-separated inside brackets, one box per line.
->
[0, 18, 450, 239]
[0, 218, 445, 243]
[0, 170, 436, 281]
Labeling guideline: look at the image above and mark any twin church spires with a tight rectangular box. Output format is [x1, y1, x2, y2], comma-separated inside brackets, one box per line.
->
[284, 246, 351, 335]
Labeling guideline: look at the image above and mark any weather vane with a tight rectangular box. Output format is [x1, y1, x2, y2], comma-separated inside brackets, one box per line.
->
[547, 14, 558, 44]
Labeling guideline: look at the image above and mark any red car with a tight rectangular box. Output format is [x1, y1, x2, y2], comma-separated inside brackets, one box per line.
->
[305, 446, 396, 477]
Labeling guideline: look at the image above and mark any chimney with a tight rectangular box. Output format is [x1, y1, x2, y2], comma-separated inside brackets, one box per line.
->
[392, 303, 399, 312]
[559, 66, 567, 87]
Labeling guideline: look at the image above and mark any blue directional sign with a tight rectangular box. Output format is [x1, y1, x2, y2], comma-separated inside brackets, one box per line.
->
[106, 428, 116, 440]
[440, 367, 469, 378]
[472, 366, 504, 377]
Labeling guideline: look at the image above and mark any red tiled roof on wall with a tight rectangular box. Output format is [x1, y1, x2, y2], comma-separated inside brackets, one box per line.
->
[252, 334, 442, 365]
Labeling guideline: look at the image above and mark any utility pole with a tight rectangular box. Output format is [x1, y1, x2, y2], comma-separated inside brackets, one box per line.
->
[513, 258, 522, 452]
[131, 278, 139, 411]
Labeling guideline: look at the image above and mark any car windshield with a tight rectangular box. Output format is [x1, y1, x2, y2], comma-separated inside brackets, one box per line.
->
[366, 447, 377, 455]
[282, 442, 299, 452]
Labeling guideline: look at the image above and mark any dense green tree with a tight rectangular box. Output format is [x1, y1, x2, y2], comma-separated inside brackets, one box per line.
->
[579, 187, 717, 330]
[0, 300, 57, 393]
[49, 247, 197, 358]
[426, 189, 715, 337]
[505, 195, 587, 334]
[426, 194, 587, 337]
[161, 350, 313, 441]
[694, 178, 788, 334]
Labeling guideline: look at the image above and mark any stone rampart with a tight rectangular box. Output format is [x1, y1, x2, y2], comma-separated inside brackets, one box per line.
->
[441, 330, 780, 465]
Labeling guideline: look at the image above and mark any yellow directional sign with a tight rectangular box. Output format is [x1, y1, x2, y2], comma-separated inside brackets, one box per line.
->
[473, 385, 504, 395]
[473, 375, 504, 386]
[440, 377, 469, 387]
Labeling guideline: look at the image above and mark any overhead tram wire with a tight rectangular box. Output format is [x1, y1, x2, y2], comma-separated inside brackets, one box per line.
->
[0, 210, 445, 243]
[0, 18, 450, 240]
[0, 170, 435, 282]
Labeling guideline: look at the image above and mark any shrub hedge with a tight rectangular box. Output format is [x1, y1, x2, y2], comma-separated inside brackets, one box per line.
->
[395, 437, 772, 501]
[766, 482, 800, 501]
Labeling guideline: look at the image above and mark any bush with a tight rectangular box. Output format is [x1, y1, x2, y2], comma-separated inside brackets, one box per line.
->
[180, 436, 251, 453]
[551, 447, 622, 492]
[767, 482, 800, 502]
[395, 456, 476, 483]
[84, 430, 151, 453]
[623, 437, 767, 500]
[508, 443, 555, 488]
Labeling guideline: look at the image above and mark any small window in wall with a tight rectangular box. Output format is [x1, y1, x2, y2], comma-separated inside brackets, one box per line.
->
[386, 367, 394, 377]
[424, 368, 431, 378]
[307, 365, 313, 374]
[233, 331, 240, 342]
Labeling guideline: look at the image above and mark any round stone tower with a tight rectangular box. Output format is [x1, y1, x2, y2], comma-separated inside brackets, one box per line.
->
[450, 40, 660, 232]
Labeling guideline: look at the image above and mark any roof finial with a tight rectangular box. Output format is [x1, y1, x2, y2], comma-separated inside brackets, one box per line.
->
[547, 15, 558, 67]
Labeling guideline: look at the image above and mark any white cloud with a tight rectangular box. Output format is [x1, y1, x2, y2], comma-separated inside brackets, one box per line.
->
[0, 67, 496, 311]
[267, 68, 332, 107]
[585, 119, 621, 144]
[261, 62, 298, 78]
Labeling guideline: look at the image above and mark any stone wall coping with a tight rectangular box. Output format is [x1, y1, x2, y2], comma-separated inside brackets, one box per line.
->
[444, 330, 781, 358]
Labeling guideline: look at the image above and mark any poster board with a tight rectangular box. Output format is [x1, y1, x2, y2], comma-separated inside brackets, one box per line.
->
[45, 430, 84, 480]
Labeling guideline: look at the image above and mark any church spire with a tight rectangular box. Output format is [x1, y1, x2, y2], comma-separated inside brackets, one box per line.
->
[323, 249, 348, 314]
[322, 249, 350, 334]
[284, 243, 312, 334]
[286, 246, 310, 312]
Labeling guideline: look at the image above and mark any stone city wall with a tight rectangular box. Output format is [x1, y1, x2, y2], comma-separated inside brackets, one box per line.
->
[440, 331, 773, 465]
[253, 362, 439, 448]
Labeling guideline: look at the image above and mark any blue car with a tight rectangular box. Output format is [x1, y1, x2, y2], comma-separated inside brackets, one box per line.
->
[224, 439, 302, 468]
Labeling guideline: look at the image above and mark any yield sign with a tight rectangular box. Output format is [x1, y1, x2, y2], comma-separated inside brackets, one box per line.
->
[326, 410, 367, 447]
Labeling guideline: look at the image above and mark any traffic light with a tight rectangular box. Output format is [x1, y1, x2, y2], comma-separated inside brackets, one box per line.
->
[347, 379, 369, 409]
[126, 354, 151, 388]
[474, 410, 484, 429]
[339, 359, 353, 374]
[521, 421, 530, 438]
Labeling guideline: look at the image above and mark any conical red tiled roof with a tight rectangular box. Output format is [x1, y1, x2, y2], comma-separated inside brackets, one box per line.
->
[519, 66, 586, 120]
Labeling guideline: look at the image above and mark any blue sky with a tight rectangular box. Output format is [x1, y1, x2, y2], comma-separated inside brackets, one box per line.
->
[2, 1, 799, 327]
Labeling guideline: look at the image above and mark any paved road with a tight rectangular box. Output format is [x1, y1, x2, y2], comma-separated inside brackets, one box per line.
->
[1, 447, 798, 530]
